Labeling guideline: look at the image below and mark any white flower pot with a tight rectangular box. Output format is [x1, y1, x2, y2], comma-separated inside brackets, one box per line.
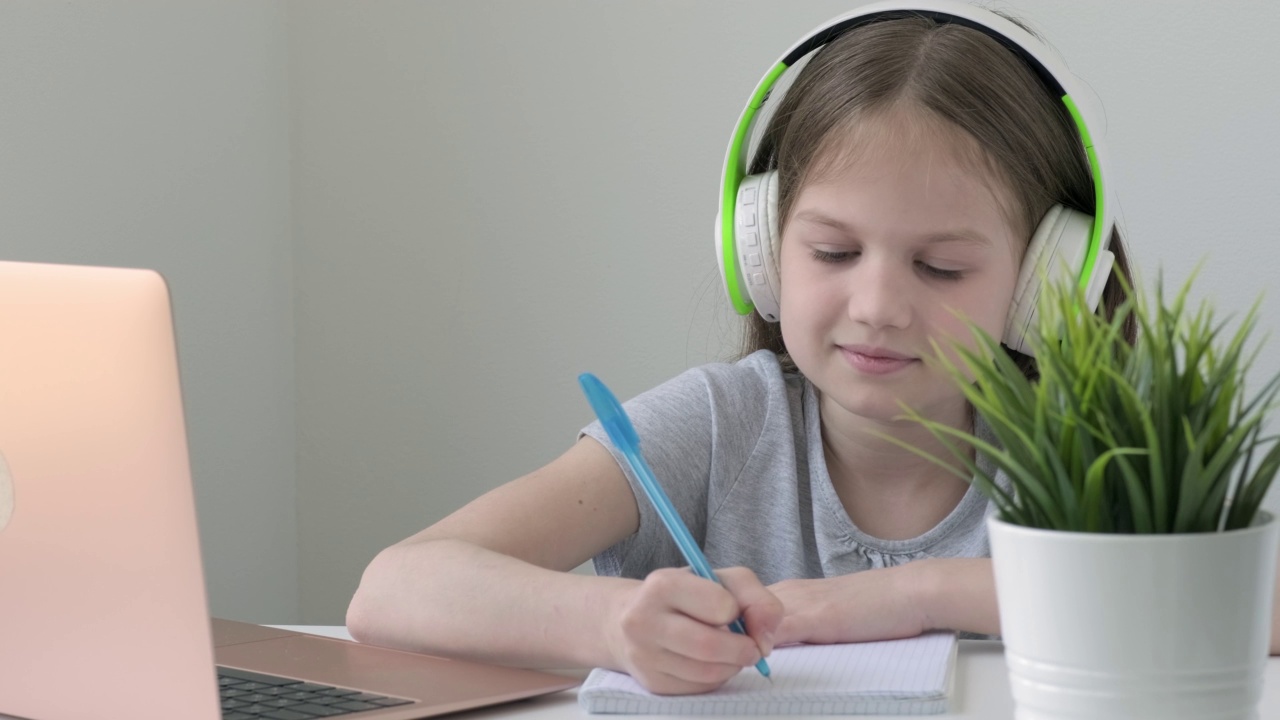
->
[987, 511, 1279, 720]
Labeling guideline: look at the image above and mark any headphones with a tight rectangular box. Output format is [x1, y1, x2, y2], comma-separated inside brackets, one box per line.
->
[714, 0, 1116, 357]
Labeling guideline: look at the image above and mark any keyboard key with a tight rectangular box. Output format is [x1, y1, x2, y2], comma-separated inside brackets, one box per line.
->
[294, 694, 343, 706]
[287, 704, 349, 717]
[281, 690, 324, 701]
[237, 682, 272, 692]
[290, 682, 334, 693]
[214, 665, 411, 716]
[261, 710, 314, 720]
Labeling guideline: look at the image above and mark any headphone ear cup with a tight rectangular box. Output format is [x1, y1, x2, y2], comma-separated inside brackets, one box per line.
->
[734, 170, 783, 322]
[1004, 204, 1096, 356]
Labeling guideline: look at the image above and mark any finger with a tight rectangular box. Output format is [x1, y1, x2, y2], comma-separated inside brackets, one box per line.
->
[639, 567, 775, 659]
[716, 567, 783, 655]
[640, 646, 751, 696]
[660, 612, 764, 668]
[643, 567, 742, 629]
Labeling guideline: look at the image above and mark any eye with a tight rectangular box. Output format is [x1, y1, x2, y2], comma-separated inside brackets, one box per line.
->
[917, 262, 964, 280]
[810, 249, 856, 264]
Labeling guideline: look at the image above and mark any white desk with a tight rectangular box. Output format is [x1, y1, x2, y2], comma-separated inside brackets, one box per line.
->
[275, 626, 1280, 719]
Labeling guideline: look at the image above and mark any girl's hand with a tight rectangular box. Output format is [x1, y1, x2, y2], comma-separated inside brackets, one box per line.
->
[767, 564, 928, 646]
[603, 566, 782, 695]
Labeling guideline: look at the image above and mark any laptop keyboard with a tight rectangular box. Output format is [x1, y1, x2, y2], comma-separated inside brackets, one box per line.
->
[218, 666, 413, 719]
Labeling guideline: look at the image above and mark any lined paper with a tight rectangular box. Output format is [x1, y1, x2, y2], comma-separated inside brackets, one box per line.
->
[579, 631, 957, 715]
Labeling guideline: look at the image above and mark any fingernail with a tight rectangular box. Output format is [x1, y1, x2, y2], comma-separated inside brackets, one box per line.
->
[762, 632, 775, 655]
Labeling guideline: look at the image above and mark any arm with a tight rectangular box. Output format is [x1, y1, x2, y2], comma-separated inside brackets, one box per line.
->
[922, 557, 1280, 653]
[777, 553, 1278, 650]
[925, 557, 1280, 654]
[347, 437, 642, 670]
[914, 557, 1000, 637]
[346, 437, 780, 692]
[767, 557, 997, 646]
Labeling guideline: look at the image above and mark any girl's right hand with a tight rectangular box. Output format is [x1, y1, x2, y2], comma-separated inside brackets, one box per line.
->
[603, 566, 782, 695]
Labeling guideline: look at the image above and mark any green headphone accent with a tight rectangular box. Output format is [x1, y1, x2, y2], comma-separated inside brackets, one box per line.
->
[720, 61, 787, 316]
[1063, 94, 1107, 293]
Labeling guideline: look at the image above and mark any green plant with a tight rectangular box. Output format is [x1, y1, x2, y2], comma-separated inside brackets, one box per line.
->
[895, 271, 1280, 533]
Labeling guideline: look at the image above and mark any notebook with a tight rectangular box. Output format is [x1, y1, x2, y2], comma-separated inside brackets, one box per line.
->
[0, 260, 578, 720]
[579, 631, 958, 715]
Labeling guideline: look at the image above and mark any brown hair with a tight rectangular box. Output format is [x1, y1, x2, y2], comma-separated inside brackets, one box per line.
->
[737, 13, 1135, 379]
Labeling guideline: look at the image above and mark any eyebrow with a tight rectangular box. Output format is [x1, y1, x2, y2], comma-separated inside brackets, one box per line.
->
[792, 210, 993, 247]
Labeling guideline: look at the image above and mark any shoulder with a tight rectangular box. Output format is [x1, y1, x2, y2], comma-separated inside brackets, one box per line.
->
[595, 351, 801, 446]
[685, 348, 788, 385]
[652, 350, 796, 412]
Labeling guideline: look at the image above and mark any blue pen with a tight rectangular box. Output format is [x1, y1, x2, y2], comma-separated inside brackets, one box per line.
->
[578, 372, 772, 680]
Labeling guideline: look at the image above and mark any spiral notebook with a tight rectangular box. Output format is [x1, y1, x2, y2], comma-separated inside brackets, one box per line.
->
[578, 631, 957, 715]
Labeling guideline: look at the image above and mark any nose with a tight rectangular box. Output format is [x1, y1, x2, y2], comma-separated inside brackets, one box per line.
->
[848, 255, 912, 330]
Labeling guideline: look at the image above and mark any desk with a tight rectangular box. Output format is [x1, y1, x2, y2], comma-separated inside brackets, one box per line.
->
[275, 626, 1280, 719]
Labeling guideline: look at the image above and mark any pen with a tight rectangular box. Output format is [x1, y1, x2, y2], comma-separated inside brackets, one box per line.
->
[578, 372, 772, 680]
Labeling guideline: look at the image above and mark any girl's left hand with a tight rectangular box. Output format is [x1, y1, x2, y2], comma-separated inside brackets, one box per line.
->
[767, 564, 927, 646]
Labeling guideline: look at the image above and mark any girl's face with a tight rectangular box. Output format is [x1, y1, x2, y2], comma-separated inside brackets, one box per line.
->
[778, 112, 1023, 425]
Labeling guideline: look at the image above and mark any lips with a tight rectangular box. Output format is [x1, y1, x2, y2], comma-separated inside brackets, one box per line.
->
[840, 345, 915, 361]
[838, 345, 918, 375]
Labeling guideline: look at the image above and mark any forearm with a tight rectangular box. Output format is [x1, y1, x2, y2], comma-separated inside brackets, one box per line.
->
[911, 557, 1001, 637]
[347, 537, 636, 670]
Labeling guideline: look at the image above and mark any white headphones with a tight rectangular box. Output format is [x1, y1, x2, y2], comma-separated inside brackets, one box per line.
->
[715, 0, 1116, 357]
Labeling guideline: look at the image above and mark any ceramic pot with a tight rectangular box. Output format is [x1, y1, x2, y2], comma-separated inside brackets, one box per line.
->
[987, 511, 1279, 720]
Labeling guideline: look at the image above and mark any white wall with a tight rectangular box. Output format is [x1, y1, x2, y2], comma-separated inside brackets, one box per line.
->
[289, 0, 1280, 623]
[0, 1, 298, 622]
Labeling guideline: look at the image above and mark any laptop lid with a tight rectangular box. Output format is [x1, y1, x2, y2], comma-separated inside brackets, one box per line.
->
[0, 261, 221, 720]
[0, 261, 578, 720]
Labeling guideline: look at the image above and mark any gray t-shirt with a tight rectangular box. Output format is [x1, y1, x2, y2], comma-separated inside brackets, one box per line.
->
[581, 350, 1005, 585]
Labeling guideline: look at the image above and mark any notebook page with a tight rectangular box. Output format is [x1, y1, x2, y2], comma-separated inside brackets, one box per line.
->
[579, 631, 957, 715]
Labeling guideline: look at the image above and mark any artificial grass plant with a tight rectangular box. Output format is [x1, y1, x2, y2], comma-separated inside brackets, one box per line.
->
[895, 271, 1280, 533]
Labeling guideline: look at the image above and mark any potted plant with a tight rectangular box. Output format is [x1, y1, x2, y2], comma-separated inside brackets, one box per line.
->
[896, 272, 1280, 720]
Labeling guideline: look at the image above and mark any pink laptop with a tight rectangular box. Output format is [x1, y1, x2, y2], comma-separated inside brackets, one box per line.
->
[0, 260, 577, 720]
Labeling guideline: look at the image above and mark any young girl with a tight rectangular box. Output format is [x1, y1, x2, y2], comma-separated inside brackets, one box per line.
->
[347, 3, 1144, 695]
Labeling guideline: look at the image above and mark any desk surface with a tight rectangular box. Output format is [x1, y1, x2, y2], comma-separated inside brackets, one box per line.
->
[275, 626, 1280, 719]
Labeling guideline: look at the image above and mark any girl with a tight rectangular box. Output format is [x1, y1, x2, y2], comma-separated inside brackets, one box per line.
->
[348, 3, 1143, 695]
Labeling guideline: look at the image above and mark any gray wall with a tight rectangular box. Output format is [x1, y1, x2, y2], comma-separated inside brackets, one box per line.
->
[5, 0, 1279, 625]
[0, 1, 297, 622]
[288, 0, 1280, 623]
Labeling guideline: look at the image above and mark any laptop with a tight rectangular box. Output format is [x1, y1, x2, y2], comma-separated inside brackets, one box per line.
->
[0, 260, 578, 720]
